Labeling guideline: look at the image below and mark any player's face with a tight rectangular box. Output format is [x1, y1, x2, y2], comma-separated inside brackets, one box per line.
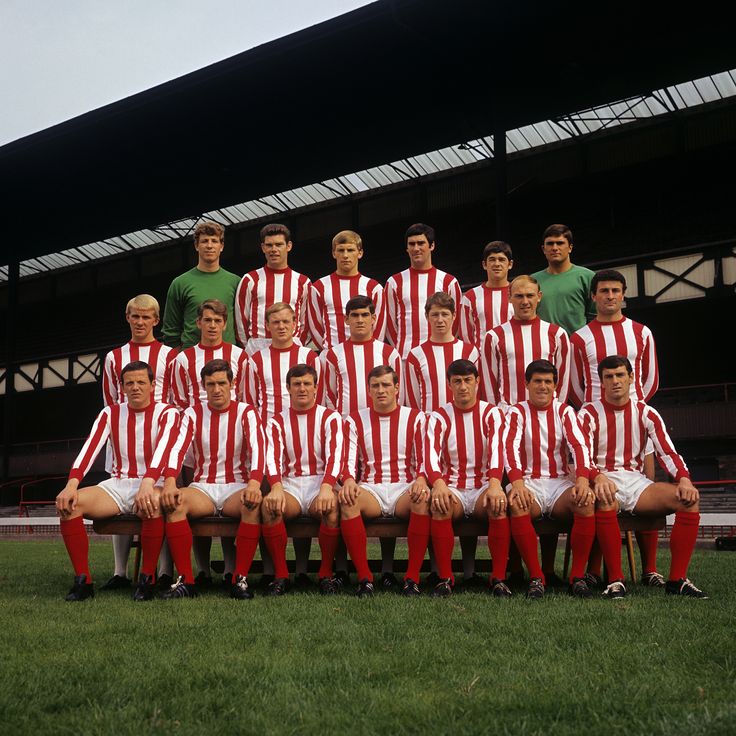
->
[196, 308, 226, 345]
[333, 243, 363, 276]
[345, 307, 376, 341]
[449, 373, 478, 408]
[510, 281, 541, 321]
[542, 235, 572, 267]
[406, 234, 434, 269]
[482, 253, 512, 284]
[195, 234, 224, 266]
[203, 371, 232, 409]
[122, 369, 153, 409]
[593, 280, 625, 318]
[261, 235, 292, 269]
[267, 308, 295, 343]
[426, 306, 454, 339]
[126, 308, 159, 342]
[287, 374, 317, 410]
[601, 366, 633, 404]
[526, 372, 556, 408]
[368, 374, 399, 412]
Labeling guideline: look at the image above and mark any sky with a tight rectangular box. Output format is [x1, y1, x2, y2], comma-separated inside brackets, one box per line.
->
[0, 0, 373, 146]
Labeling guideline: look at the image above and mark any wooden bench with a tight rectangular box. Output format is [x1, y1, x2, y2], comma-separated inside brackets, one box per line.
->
[93, 514, 665, 581]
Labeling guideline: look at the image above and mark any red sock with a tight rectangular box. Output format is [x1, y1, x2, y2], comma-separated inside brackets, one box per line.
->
[587, 538, 603, 576]
[569, 513, 596, 582]
[510, 514, 544, 582]
[234, 522, 261, 578]
[318, 524, 341, 579]
[60, 516, 91, 581]
[669, 511, 700, 581]
[636, 530, 659, 574]
[430, 518, 455, 583]
[341, 516, 372, 582]
[262, 521, 289, 579]
[140, 516, 165, 578]
[595, 510, 624, 582]
[488, 516, 510, 581]
[166, 519, 194, 584]
[406, 512, 430, 582]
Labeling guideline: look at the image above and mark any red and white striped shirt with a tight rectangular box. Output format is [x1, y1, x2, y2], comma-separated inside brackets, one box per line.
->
[168, 401, 265, 484]
[171, 342, 247, 408]
[480, 317, 570, 408]
[307, 273, 385, 349]
[385, 266, 462, 359]
[69, 402, 180, 482]
[504, 399, 590, 481]
[102, 340, 176, 406]
[234, 266, 311, 344]
[266, 404, 343, 486]
[569, 317, 658, 407]
[322, 339, 403, 416]
[245, 344, 322, 425]
[405, 339, 479, 413]
[343, 406, 425, 484]
[425, 400, 505, 489]
[578, 399, 689, 480]
[459, 285, 513, 348]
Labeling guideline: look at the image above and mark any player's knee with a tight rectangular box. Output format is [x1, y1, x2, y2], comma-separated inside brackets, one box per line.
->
[410, 500, 430, 515]
[339, 502, 360, 520]
[572, 504, 594, 518]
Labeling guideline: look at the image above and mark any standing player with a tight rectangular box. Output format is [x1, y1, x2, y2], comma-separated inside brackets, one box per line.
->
[579, 356, 707, 599]
[162, 221, 240, 349]
[385, 223, 462, 360]
[234, 223, 311, 354]
[459, 241, 514, 349]
[55, 361, 180, 601]
[262, 365, 344, 595]
[161, 359, 266, 600]
[340, 366, 430, 597]
[503, 360, 596, 599]
[424, 360, 507, 598]
[307, 230, 385, 350]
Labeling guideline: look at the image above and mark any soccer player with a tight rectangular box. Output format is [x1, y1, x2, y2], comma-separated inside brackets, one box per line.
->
[424, 360, 506, 597]
[459, 240, 514, 349]
[307, 230, 385, 350]
[161, 359, 265, 600]
[503, 360, 596, 599]
[579, 355, 707, 599]
[340, 366, 430, 597]
[234, 223, 311, 354]
[162, 221, 240, 349]
[385, 223, 462, 360]
[531, 223, 596, 335]
[262, 364, 344, 595]
[55, 361, 180, 601]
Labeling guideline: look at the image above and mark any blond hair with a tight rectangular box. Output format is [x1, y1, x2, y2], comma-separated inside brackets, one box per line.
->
[125, 294, 160, 318]
[332, 230, 363, 251]
[265, 302, 295, 322]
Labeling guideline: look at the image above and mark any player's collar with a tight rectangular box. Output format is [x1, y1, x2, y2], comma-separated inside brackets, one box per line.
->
[452, 400, 478, 413]
[371, 405, 401, 417]
[594, 315, 626, 325]
[601, 396, 631, 411]
[264, 265, 291, 274]
[206, 401, 233, 414]
[198, 341, 224, 349]
[127, 339, 157, 346]
[290, 403, 317, 416]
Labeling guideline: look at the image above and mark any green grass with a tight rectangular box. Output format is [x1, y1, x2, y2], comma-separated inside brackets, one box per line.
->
[1, 540, 735, 736]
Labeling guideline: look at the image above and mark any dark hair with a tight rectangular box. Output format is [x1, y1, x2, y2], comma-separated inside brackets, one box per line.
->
[260, 223, 291, 242]
[193, 220, 224, 245]
[542, 223, 573, 245]
[405, 223, 435, 244]
[482, 240, 513, 261]
[447, 359, 478, 380]
[121, 361, 153, 383]
[424, 291, 455, 315]
[286, 363, 318, 386]
[591, 269, 627, 295]
[201, 358, 233, 383]
[597, 355, 633, 378]
[197, 298, 228, 322]
[367, 365, 398, 386]
[345, 295, 376, 316]
[525, 359, 557, 384]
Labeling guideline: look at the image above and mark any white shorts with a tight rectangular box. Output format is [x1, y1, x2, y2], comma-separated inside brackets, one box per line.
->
[190, 481, 244, 513]
[98, 477, 146, 514]
[361, 482, 410, 517]
[603, 470, 653, 513]
[506, 476, 573, 517]
[282, 475, 322, 515]
[448, 486, 486, 517]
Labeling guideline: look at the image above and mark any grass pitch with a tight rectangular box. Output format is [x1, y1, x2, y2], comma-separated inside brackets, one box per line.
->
[0, 540, 734, 736]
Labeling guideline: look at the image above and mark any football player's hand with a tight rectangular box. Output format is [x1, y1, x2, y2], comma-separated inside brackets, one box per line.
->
[676, 478, 699, 507]
[572, 476, 595, 507]
[508, 481, 533, 511]
[264, 484, 286, 516]
[315, 484, 336, 514]
[338, 479, 360, 506]
[482, 479, 507, 516]
[409, 476, 430, 503]
[161, 478, 183, 512]
[134, 478, 159, 518]
[241, 480, 262, 510]
[593, 474, 617, 506]
[431, 480, 457, 515]
[55, 480, 80, 517]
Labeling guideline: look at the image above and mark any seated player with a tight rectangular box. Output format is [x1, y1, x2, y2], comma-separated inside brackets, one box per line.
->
[55, 361, 180, 601]
[503, 360, 597, 599]
[579, 355, 707, 599]
[424, 359, 506, 597]
[161, 359, 265, 600]
[339, 365, 430, 597]
[263, 364, 344, 595]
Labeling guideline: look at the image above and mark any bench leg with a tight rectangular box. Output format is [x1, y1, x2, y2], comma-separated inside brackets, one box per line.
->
[625, 531, 636, 581]
[132, 535, 142, 580]
[562, 534, 571, 580]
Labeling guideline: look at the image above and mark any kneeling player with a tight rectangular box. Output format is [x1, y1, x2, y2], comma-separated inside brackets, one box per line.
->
[340, 366, 430, 597]
[162, 359, 265, 600]
[425, 359, 506, 597]
[263, 364, 344, 595]
[504, 360, 596, 599]
[579, 355, 707, 599]
[55, 361, 180, 601]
